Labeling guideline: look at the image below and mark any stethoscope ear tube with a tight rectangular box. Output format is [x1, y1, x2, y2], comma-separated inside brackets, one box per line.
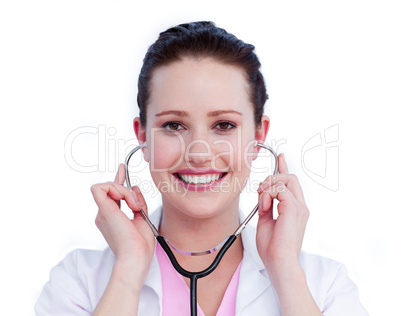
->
[234, 142, 279, 237]
[256, 142, 279, 175]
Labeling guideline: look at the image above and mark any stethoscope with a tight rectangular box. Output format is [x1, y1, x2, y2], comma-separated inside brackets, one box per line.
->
[124, 142, 278, 316]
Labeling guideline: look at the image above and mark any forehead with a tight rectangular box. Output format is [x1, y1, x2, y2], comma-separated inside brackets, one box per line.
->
[147, 58, 252, 116]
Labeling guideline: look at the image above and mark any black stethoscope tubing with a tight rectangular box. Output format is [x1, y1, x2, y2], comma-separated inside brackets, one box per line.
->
[157, 235, 237, 315]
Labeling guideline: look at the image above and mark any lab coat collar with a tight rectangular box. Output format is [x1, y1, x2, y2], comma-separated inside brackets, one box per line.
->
[145, 207, 272, 314]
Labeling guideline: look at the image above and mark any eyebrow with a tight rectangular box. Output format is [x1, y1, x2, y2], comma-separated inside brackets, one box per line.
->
[208, 110, 243, 117]
[155, 110, 243, 117]
[155, 110, 188, 117]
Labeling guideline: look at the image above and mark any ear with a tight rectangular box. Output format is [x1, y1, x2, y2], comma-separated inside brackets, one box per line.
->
[252, 115, 270, 160]
[133, 117, 149, 162]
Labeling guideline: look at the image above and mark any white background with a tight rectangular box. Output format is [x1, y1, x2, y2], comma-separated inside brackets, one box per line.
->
[1, 0, 401, 315]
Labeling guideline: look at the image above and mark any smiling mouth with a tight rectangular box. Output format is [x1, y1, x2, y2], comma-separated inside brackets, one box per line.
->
[174, 173, 227, 185]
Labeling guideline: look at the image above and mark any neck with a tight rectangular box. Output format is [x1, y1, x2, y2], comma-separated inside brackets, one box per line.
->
[158, 196, 241, 254]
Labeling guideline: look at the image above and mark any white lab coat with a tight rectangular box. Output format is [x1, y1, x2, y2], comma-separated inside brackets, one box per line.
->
[35, 208, 368, 315]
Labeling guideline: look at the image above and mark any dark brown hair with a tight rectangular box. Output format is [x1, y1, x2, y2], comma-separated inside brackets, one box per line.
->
[137, 21, 268, 127]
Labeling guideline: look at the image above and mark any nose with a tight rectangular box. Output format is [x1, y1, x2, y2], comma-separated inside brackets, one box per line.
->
[185, 138, 213, 165]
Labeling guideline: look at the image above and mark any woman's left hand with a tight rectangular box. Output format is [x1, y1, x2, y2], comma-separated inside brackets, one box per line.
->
[256, 153, 309, 275]
[256, 154, 324, 315]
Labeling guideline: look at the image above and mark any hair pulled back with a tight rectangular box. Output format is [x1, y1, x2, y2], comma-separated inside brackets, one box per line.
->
[137, 21, 268, 127]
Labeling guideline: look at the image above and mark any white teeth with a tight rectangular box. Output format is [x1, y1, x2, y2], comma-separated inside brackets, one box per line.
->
[178, 173, 223, 184]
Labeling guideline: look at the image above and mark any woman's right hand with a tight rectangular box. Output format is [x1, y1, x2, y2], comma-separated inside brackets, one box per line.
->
[90, 163, 155, 288]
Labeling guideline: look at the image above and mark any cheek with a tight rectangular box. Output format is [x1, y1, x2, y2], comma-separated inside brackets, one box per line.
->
[147, 133, 184, 171]
[212, 135, 254, 175]
[211, 141, 234, 170]
[237, 141, 254, 176]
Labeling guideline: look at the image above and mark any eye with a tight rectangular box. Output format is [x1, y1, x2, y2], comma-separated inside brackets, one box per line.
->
[161, 121, 184, 131]
[215, 121, 236, 131]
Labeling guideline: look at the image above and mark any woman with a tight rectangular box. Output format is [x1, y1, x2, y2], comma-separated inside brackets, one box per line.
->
[35, 21, 367, 315]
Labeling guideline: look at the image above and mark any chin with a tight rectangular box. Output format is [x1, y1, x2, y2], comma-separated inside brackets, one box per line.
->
[166, 189, 239, 220]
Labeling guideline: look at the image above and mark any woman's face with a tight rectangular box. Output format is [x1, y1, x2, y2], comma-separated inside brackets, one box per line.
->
[135, 58, 268, 219]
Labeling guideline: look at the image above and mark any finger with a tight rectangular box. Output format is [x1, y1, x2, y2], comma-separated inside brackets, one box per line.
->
[111, 184, 143, 213]
[257, 153, 289, 192]
[259, 189, 274, 220]
[278, 153, 289, 174]
[260, 181, 297, 205]
[91, 183, 122, 212]
[92, 182, 139, 212]
[258, 174, 305, 202]
[114, 163, 126, 185]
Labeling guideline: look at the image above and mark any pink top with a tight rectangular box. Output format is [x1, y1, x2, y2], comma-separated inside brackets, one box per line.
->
[156, 242, 242, 316]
